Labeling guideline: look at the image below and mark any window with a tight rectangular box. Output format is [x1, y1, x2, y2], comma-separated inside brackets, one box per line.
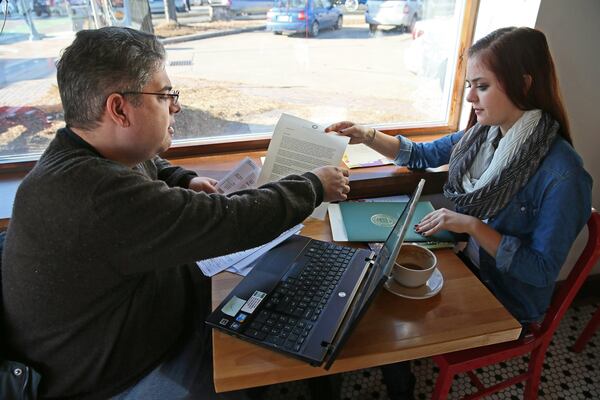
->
[0, 0, 477, 165]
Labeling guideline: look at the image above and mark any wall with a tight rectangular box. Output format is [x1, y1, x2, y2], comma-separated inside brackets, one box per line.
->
[459, 0, 542, 133]
[535, 0, 600, 277]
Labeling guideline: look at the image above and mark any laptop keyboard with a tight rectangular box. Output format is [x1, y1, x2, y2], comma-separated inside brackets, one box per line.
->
[243, 241, 358, 352]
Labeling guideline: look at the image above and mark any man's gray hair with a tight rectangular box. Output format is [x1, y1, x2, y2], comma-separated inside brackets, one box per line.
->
[56, 27, 166, 130]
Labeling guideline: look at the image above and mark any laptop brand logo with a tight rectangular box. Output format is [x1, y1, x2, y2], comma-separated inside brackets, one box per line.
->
[371, 214, 396, 228]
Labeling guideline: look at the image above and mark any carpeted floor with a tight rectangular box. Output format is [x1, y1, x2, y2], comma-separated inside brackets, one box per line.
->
[259, 302, 599, 399]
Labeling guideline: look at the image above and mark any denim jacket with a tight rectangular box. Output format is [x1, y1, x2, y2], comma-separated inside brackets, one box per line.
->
[394, 131, 593, 323]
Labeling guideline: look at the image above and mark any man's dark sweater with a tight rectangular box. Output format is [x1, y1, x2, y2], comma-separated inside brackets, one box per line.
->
[1, 128, 324, 399]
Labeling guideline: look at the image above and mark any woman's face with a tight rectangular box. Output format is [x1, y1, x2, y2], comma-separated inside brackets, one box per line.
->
[465, 55, 524, 135]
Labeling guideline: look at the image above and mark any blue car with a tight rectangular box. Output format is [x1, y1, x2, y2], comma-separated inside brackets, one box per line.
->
[266, 0, 343, 37]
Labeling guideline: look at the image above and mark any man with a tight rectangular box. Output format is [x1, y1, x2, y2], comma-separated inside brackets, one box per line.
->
[1, 27, 350, 399]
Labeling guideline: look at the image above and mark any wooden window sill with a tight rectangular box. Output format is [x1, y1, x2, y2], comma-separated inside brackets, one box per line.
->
[170, 148, 448, 200]
[0, 133, 449, 229]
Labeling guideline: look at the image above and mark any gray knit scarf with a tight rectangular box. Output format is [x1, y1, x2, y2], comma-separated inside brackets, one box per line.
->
[443, 112, 559, 219]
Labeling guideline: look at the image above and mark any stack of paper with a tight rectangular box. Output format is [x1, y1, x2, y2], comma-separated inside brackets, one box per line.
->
[197, 113, 350, 277]
[215, 156, 260, 194]
[214, 114, 349, 220]
[258, 113, 349, 219]
[343, 143, 393, 169]
[197, 224, 304, 277]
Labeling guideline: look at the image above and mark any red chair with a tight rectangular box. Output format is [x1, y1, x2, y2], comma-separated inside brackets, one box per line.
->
[431, 211, 600, 400]
[572, 304, 600, 353]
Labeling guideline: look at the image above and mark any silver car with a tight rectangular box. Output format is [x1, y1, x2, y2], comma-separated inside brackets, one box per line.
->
[365, 0, 422, 34]
[208, 0, 272, 16]
[148, 0, 188, 13]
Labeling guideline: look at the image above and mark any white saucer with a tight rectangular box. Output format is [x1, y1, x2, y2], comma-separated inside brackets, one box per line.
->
[384, 268, 444, 299]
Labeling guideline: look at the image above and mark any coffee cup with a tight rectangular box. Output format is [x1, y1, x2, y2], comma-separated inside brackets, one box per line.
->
[392, 243, 437, 288]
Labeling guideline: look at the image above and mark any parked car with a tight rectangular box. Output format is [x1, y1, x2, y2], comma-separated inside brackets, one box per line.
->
[365, 0, 422, 34]
[33, 0, 51, 16]
[208, 0, 271, 16]
[266, 0, 343, 37]
[231, 0, 272, 14]
[207, 0, 228, 7]
[49, 0, 69, 16]
[148, 0, 187, 14]
[403, 16, 455, 89]
[333, 0, 366, 12]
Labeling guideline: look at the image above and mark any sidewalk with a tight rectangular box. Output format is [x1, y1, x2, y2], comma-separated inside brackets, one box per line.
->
[159, 23, 265, 44]
[0, 15, 265, 109]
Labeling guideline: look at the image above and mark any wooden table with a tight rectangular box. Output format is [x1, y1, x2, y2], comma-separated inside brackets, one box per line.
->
[211, 219, 522, 393]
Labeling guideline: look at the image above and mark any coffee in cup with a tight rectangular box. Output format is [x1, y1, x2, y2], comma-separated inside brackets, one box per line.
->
[400, 263, 427, 271]
[392, 243, 437, 288]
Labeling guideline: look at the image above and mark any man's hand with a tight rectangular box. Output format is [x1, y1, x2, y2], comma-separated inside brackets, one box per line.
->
[311, 166, 350, 203]
[415, 208, 478, 236]
[188, 177, 218, 193]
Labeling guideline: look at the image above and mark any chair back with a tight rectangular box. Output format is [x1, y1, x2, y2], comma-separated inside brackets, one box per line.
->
[539, 211, 600, 336]
[0, 230, 43, 400]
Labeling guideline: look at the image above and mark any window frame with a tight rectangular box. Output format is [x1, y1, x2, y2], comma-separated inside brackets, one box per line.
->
[162, 0, 479, 157]
[0, 0, 479, 174]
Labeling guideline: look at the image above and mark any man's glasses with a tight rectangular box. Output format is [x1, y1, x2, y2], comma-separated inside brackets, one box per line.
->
[119, 90, 180, 105]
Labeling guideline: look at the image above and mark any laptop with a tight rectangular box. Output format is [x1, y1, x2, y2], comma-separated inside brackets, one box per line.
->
[206, 179, 426, 369]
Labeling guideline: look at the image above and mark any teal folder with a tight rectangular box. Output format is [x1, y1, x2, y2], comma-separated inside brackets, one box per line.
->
[338, 201, 455, 243]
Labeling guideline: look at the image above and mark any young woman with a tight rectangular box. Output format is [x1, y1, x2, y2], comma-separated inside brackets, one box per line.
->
[326, 27, 592, 326]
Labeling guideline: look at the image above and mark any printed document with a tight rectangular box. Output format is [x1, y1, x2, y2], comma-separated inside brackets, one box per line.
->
[257, 113, 350, 219]
[197, 224, 303, 277]
[215, 157, 261, 195]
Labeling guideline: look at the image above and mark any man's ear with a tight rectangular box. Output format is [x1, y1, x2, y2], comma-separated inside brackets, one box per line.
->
[105, 93, 130, 127]
[523, 74, 533, 94]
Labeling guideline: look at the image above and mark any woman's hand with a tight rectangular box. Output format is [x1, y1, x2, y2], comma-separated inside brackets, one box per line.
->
[188, 177, 218, 193]
[325, 121, 373, 145]
[325, 121, 401, 160]
[416, 208, 502, 257]
[415, 208, 478, 236]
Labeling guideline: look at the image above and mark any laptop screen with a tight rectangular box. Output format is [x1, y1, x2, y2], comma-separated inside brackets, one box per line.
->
[357, 178, 425, 302]
[323, 178, 425, 368]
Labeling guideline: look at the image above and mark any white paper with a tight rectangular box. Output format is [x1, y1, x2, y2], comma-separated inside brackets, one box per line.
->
[257, 113, 349, 219]
[196, 224, 303, 277]
[225, 224, 303, 276]
[327, 203, 348, 241]
[215, 157, 261, 195]
[342, 143, 393, 168]
[364, 195, 410, 203]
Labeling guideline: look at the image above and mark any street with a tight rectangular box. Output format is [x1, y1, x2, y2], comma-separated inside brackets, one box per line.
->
[164, 26, 447, 139]
[1, 10, 449, 154]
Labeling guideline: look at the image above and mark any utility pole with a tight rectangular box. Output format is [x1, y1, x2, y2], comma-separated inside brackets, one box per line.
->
[163, 0, 177, 23]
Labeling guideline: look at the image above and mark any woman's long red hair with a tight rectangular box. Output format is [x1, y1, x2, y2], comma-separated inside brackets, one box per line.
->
[466, 27, 572, 145]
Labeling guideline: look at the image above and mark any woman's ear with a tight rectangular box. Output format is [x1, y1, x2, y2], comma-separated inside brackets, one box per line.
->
[105, 93, 130, 127]
[523, 74, 533, 94]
